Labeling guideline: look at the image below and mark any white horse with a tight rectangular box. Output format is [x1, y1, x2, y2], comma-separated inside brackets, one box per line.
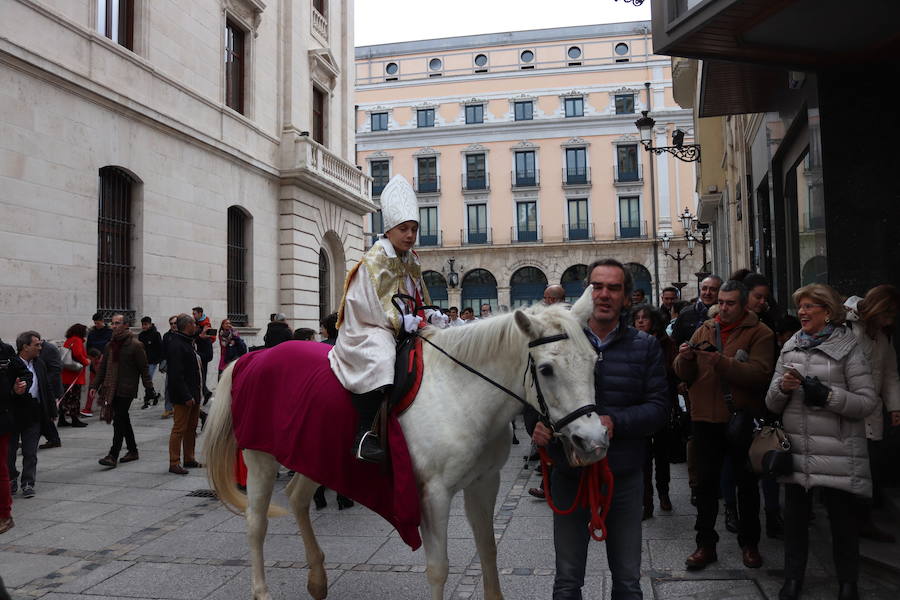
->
[204, 294, 608, 600]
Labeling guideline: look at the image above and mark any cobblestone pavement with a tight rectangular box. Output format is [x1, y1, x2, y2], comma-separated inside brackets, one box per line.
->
[3, 400, 900, 599]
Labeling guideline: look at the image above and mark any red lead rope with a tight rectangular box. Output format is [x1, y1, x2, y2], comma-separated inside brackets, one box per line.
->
[537, 447, 614, 541]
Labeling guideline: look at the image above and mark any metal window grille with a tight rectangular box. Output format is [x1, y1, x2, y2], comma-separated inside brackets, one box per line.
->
[227, 207, 249, 326]
[319, 249, 330, 322]
[97, 167, 135, 322]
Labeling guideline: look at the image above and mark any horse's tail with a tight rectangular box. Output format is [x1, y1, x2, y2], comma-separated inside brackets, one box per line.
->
[204, 360, 249, 514]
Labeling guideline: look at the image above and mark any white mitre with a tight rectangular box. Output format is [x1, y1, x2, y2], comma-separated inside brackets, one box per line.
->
[380, 175, 419, 232]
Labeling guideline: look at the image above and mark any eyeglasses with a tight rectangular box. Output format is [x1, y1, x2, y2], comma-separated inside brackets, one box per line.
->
[798, 303, 825, 311]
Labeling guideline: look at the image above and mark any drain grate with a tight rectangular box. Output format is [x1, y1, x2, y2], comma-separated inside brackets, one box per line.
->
[186, 489, 218, 498]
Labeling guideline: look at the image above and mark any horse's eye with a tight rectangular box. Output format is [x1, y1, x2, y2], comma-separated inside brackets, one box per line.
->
[539, 364, 554, 377]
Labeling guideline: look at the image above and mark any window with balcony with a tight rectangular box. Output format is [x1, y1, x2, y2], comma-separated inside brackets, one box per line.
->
[312, 86, 326, 144]
[465, 104, 484, 124]
[370, 160, 389, 196]
[514, 151, 536, 187]
[565, 148, 588, 184]
[417, 108, 435, 128]
[615, 94, 635, 114]
[467, 203, 488, 244]
[516, 201, 538, 242]
[618, 196, 641, 238]
[465, 154, 487, 190]
[564, 97, 584, 118]
[616, 145, 639, 182]
[225, 20, 245, 114]
[97, 0, 134, 50]
[419, 206, 439, 246]
[370, 112, 388, 131]
[416, 157, 438, 193]
[514, 101, 533, 121]
[567, 198, 589, 240]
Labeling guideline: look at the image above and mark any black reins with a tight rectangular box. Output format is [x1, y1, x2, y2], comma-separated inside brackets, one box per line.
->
[393, 294, 596, 433]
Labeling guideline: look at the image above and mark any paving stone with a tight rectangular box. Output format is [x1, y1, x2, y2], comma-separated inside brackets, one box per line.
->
[9, 522, 139, 552]
[0, 550, 80, 587]
[328, 570, 463, 600]
[367, 536, 476, 567]
[85, 562, 242, 599]
[52, 560, 134, 593]
[654, 578, 764, 599]
[253, 532, 388, 564]
[137, 530, 249, 560]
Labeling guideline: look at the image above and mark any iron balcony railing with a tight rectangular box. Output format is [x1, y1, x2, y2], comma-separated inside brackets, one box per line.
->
[462, 173, 490, 191]
[511, 169, 540, 188]
[418, 230, 442, 247]
[461, 227, 492, 245]
[563, 167, 591, 186]
[510, 225, 542, 243]
[372, 181, 387, 196]
[564, 222, 594, 241]
[614, 219, 648, 240]
[414, 176, 440, 193]
[613, 163, 642, 183]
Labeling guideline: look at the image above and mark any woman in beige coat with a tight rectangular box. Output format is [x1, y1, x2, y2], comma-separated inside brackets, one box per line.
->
[766, 284, 876, 600]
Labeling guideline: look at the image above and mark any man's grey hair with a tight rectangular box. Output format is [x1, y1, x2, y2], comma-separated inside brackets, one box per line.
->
[16, 330, 41, 352]
[702, 275, 724, 287]
[175, 313, 194, 332]
[719, 280, 749, 306]
[112, 313, 132, 327]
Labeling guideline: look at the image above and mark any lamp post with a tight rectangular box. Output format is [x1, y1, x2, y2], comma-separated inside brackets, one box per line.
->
[660, 232, 692, 296]
[445, 257, 460, 289]
[634, 111, 701, 163]
[678, 207, 712, 295]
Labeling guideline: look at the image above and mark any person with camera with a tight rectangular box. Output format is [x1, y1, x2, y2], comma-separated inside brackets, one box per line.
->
[166, 313, 204, 475]
[5, 331, 55, 500]
[1, 337, 28, 533]
[673, 280, 775, 571]
[90, 314, 156, 467]
[191, 307, 215, 403]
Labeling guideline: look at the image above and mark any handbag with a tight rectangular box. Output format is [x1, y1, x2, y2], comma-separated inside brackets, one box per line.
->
[59, 344, 81, 372]
[713, 323, 754, 447]
[749, 422, 793, 477]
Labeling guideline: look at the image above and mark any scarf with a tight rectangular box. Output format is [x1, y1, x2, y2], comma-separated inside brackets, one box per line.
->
[219, 328, 234, 345]
[98, 328, 132, 421]
[795, 323, 835, 350]
[715, 313, 743, 346]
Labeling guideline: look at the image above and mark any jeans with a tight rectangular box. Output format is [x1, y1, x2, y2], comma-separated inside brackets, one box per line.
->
[552, 467, 644, 600]
[7, 421, 41, 487]
[783, 484, 859, 583]
[169, 402, 200, 466]
[109, 396, 137, 458]
[147, 363, 158, 382]
[692, 421, 760, 548]
[643, 431, 670, 507]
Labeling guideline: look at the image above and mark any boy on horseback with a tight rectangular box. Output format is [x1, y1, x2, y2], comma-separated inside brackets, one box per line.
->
[330, 175, 447, 463]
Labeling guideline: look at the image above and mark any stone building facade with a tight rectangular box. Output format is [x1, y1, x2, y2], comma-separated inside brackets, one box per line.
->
[0, 0, 371, 345]
[355, 22, 701, 310]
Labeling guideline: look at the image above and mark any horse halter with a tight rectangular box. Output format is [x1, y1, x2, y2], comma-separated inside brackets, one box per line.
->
[527, 334, 598, 433]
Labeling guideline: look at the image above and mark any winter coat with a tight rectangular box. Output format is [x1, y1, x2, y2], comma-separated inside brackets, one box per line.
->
[766, 325, 877, 497]
[670, 301, 714, 346]
[548, 316, 670, 476]
[138, 326, 164, 364]
[674, 311, 775, 422]
[264, 321, 292, 348]
[844, 296, 900, 441]
[10, 356, 56, 428]
[61, 336, 90, 386]
[90, 333, 154, 400]
[86, 325, 112, 355]
[165, 332, 202, 406]
[39, 341, 64, 402]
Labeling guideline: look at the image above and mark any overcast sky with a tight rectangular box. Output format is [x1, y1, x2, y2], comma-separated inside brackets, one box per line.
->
[355, 0, 652, 46]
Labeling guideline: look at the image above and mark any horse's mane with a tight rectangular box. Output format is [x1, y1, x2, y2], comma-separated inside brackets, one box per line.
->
[421, 304, 593, 366]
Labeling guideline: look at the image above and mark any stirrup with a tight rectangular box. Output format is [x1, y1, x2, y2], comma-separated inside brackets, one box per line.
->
[354, 430, 385, 464]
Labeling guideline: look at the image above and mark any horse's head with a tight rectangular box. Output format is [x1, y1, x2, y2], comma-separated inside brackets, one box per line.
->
[514, 305, 609, 466]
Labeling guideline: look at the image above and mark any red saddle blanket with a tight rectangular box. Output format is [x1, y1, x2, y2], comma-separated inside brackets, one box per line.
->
[230, 340, 422, 550]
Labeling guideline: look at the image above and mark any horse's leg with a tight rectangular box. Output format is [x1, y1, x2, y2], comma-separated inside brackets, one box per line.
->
[464, 471, 504, 600]
[420, 483, 452, 600]
[244, 449, 279, 600]
[285, 473, 328, 600]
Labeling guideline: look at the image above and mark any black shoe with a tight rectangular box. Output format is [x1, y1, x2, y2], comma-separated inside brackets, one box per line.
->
[57, 417, 70, 427]
[354, 430, 385, 464]
[119, 451, 139, 463]
[39, 440, 61, 449]
[724, 504, 739, 534]
[779, 579, 802, 600]
[838, 581, 859, 600]
[766, 509, 784, 539]
[183, 460, 203, 468]
[98, 455, 117, 468]
[21, 484, 35, 499]
[313, 486, 327, 510]
[337, 495, 355, 510]
[70, 417, 88, 428]
[512, 433, 520, 445]
[140, 400, 150, 409]
[199, 410, 208, 432]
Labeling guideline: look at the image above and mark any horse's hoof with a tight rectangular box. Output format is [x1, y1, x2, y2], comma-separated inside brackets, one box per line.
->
[308, 580, 327, 599]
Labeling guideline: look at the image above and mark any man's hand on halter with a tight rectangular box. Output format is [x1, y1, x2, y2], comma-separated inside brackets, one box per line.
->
[533, 416, 614, 448]
[402, 314, 422, 333]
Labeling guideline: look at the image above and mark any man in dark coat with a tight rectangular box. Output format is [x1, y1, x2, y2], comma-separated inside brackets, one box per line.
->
[86, 312, 112, 355]
[670, 276, 723, 346]
[37, 340, 63, 447]
[264, 313, 292, 348]
[166, 313, 203, 475]
[533, 259, 670, 600]
[7, 331, 56, 499]
[1, 337, 28, 532]
[138, 316, 163, 409]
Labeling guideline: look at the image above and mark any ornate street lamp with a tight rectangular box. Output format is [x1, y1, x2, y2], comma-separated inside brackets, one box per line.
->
[678, 207, 712, 295]
[660, 231, 691, 293]
[634, 111, 701, 163]
[445, 257, 460, 288]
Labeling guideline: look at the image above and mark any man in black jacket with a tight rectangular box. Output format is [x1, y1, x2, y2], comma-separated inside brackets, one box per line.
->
[264, 313, 292, 348]
[166, 314, 203, 475]
[7, 331, 55, 499]
[1, 337, 28, 533]
[533, 259, 670, 600]
[138, 317, 163, 409]
[670, 276, 722, 346]
[37, 340, 64, 447]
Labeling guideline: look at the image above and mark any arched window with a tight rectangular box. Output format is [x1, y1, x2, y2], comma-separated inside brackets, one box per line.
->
[423, 271, 448, 308]
[561, 264, 588, 302]
[510, 267, 548, 308]
[625, 263, 652, 299]
[319, 249, 330, 322]
[461, 269, 498, 313]
[801, 255, 828, 286]
[97, 166, 137, 321]
[227, 206, 250, 326]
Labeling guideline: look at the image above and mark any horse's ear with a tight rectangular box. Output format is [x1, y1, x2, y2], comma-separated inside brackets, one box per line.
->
[514, 310, 538, 339]
[570, 285, 593, 325]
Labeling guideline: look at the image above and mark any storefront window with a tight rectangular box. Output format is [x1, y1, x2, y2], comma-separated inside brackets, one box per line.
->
[793, 113, 826, 286]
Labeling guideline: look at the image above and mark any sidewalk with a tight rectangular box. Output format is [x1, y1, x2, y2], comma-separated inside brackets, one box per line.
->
[3, 407, 900, 599]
